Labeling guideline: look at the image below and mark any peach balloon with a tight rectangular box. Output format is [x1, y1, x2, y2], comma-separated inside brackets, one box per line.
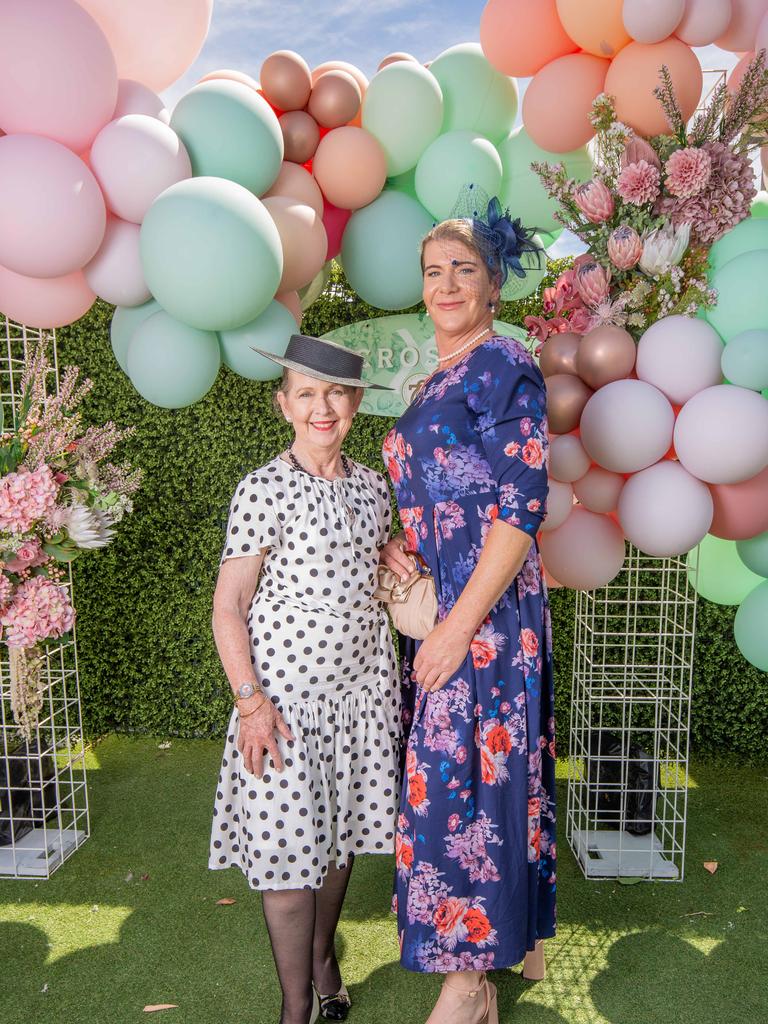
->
[276, 290, 302, 327]
[480, 0, 578, 77]
[523, 54, 611, 153]
[675, 0, 733, 45]
[261, 51, 312, 111]
[709, 466, 768, 540]
[378, 53, 420, 71]
[622, 0, 686, 44]
[539, 507, 626, 589]
[312, 127, 387, 211]
[545, 373, 594, 433]
[555, 0, 631, 57]
[605, 39, 703, 138]
[540, 478, 574, 532]
[198, 69, 260, 91]
[76, 0, 212, 93]
[263, 162, 324, 218]
[549, 434, 591, 483]
[308, 71, 362, 129]
[0, 264, 95, 329]
[114, 79, 170, 123]
[539, 332, 581, 377]
[262, 197, 328, 294]
[575, 325, 636, 389]
[279, 111, 321, 164]
[573, 466, 625, 513]
[727, 51, 754, 94]
[716, 0, 768, 51]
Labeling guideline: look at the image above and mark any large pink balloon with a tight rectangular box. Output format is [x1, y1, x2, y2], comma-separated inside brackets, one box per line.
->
[539, 507, 626, 589]
[579, 379, 675, 473]
[312, 127, 387, 210]
[674, 385, 768, 484]
[84, 217, 150, 307]
[709, 466, 768, 540]
[549, 433, 591, 482]
[623, 0, 686, 43]
[715, 0, 768, 51]
[573, 466, 625, 513]
[480, 0, 578, 77]
[262, 198, 329, 294]
[0, 135, 106, 279]
[540, 478, 574, 532]
[90, 115, 192, 224]
[0, 0, 118, 153]
[76, 0, 213, 93]
[263, 162, 324, 218]
[113, 80, 170, 124]
[0, 264, 95, 329]
[605, 39, 702, 138]
[675, 0, 733, 45]
[635, 314, 723, 404]
[523, 54, 610, 153]
[618, 461, 713, 556]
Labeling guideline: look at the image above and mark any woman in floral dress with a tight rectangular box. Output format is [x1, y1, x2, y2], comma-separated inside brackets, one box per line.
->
[381, 209, 556, 1024]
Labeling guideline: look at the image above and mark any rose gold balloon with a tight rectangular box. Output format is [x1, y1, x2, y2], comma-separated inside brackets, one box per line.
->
[311, 61, 368, 126]
[279, 110, 320, 164]
[575, 325, 636, 389]
[539, 332, 581, 377]
[276, 290, 302, 327]
[546, 373, 593, 433]
[573, 466, 625, 513]
[198, 68, 260, 91]
[260, 50, 312, 111]
[308, 70, 362, 129]
[378, 52, 419, 71]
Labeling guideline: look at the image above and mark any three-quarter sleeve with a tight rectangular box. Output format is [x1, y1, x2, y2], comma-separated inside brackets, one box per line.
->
[472, 349, 549, 536]
[221, 475, 282, 563]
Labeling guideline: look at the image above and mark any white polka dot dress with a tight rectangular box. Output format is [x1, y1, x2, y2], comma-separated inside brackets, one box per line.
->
[209, 456, 401, 890]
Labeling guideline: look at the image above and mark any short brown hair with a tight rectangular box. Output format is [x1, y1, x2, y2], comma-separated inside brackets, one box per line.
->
[420, 219, 500, 284]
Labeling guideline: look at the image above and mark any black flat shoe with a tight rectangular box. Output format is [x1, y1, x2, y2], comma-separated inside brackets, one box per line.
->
[316, 984, 351, 1022]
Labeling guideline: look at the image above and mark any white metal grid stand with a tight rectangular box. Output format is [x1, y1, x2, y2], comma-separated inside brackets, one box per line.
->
[566, 545, 697, 881]
[0, 317, 89, 879]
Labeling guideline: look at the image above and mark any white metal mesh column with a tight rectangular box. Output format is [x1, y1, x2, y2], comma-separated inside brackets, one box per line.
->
[0, 317, 90, 879]
[566, 545, 697, 881]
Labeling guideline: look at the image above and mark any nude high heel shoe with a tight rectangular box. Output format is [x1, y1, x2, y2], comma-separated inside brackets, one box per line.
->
[432, 974, 499, 1024]
[522, 940, 546, 981]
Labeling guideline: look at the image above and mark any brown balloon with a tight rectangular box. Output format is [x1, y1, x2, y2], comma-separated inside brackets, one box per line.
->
[279, 110, 320, 164]
[260, 50, 312, 111]
[546, 374, 593, 434]
[575, 325, 636, 390]
[308, 70, 362, 129]
[539, 332, 581, 378]
[377, 52, 420, 71]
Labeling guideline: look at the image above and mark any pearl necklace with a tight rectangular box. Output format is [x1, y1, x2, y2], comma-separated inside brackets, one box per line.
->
[436, 327, 492, 364]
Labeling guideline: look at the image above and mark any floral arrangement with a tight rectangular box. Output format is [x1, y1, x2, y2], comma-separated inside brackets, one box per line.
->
[0, 342, 141, 736]
[526, 51, 768, 343]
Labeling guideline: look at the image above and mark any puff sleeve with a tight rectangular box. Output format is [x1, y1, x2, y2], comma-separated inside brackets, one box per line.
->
[220, 474, 282, 563]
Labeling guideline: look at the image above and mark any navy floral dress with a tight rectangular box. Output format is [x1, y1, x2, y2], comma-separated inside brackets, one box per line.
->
[382, 336, 556, 973]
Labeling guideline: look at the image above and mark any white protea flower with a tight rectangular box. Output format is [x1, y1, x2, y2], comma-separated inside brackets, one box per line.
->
[64, 504, 114, 549]
[639, 222, 691, 277]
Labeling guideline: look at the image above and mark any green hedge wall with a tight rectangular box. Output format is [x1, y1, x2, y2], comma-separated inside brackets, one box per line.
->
[57, 265, 768, 762]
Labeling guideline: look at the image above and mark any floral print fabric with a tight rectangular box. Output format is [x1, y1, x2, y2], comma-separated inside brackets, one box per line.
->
[383, 337, 557, 973]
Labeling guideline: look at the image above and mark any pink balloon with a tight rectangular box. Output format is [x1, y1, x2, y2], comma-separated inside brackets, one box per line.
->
[84, 216, 150, 307]
[622, 0, 686, 44]
[635, 314, 723, 404]
[90, 115, 192, 224]
[549, 433, 591, 483]
[757, 9, 768, 50]
[76, 0, 213, 93]
[618, 461, 713, 557]
[262, 197, 329, 294]
[523, 53, 611, 153]
[540, 478, 574, 532]
[0, 264, 95, 329]
[674, 385, 768, 484]
[573, 466, 625, 513]
[263, 162, 324, 218]
[312, 127, 388, 210]
[0, 0, 118, 153]
[322, 199, 352, 261]
[0, 135, 106, 279]
[605, 39, 702, 138]
[709, 465, 768, 540]
[676, 0, 733, 45]
[276, 291, 302, 327]
[580, 379, 675, 474]
[715, 0, 768, 50]
[539, 507, 626, 589]
[113, 79, 170, 124]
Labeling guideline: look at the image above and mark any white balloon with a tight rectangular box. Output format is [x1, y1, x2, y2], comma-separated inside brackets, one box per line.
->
[623, 0, 685, 43]
[675, 0, 732, 45]
[674, 384, 768, 484]
[84, 216, 150, 307]
[573, 466, 625, 513]
[90, 114, 191, 224]
[539, 508, 626, 590]
[580, 379, 675, 474]
[549, 433, 591, 483]
[618, 460, 713, 556]
[636, 314, 723, 405]
[113, 79, 170, 123]
[540, 478, 574, 532]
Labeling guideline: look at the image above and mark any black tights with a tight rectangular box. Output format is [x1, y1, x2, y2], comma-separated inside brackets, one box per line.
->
[261, 857, 354, 1024]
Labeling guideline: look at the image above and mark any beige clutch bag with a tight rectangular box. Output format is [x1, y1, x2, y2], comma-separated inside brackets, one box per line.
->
[374, 559, 438, 640]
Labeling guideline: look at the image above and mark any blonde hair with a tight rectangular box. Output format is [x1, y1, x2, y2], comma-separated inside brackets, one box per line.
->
[419, 219, 500, 283]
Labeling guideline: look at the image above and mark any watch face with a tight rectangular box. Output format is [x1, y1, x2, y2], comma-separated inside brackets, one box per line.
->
[237, 682, 255, 699]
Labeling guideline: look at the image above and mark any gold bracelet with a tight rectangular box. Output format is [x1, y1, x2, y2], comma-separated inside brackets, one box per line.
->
[236, 694, 267, 718]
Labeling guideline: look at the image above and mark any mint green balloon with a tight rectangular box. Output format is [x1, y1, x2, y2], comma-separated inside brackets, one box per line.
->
[751, 191, 768, 219]
[706, 249, 768, 342]
[170, 79, 283, 196]
[126, 311, 221, 409]
[110, 298, 161, 373]
[342, 191, 434, 310]
[539, 228, 564, 248]
[386, 168, 417, 199]
[737, 530, 768, 578]
[734, 579, 768, 670]
[497, 126, 592, 233]
[415, 131, 502, 221]
[140, 176, 282, 332]
[686, 534, 765, 605]
[721, 329, 768, 390]
[429, 43, 518, 144]
[219, 300, 295, 381]
[363, 62, 443, 176]
[708, 217, 768, 271]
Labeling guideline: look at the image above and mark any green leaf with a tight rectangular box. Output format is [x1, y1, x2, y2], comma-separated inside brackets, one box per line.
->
[42, 542, 82, 563]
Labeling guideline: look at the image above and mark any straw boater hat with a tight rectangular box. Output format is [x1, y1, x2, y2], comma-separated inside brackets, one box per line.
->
[252, 334, 392, 390]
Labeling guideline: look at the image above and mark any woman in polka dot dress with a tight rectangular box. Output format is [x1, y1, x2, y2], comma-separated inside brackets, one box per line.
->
[210, 336, 401, 1024]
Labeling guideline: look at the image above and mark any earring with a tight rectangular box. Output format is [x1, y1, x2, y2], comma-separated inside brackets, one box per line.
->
[488, 301, 496, 312]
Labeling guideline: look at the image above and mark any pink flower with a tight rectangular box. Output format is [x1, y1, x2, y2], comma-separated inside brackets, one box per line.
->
[5, 536, 49, 573]
[617, 160, 661, 205]
[0, 573, 12, 609]
[0, 465, 58, 534]
[664, 147, 711, 198]
[455, 746, 467, 765]
[0, 575, 75, 648]
[607, 225, 643, 270]
[573, 179, 615, 223]
[621, 136, 661, 171]
[447, 813, 461, 833]
[575, 261, 611, 307]
[567, 307, 593, 335]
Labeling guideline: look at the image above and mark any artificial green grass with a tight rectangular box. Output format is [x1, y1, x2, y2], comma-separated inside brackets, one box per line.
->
[1, 737, 766, 1024]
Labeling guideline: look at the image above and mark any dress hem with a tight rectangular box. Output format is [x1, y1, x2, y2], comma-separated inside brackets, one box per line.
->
[208, 843, 395, 892]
